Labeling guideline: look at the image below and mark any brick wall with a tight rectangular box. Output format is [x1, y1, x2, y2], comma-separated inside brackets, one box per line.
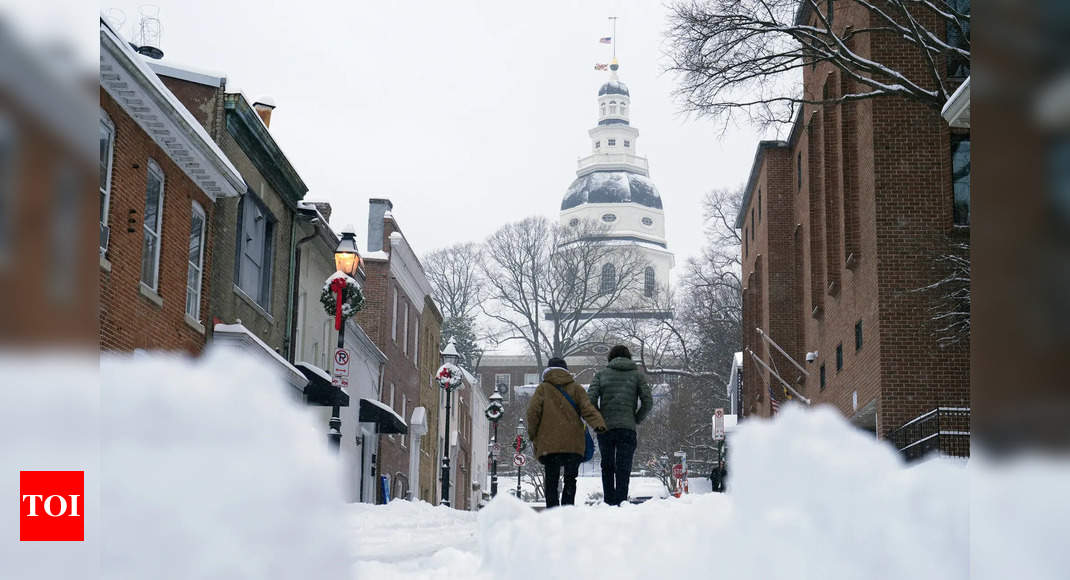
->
[739, 1, 969, 445]
[99, 89, 216, 353]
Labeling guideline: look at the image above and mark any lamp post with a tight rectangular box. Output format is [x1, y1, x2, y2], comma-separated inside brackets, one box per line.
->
[437, 338, 462, 507]
[485, 391, 504, 497]
[515, 418, 526, 500]
[328, 226, 361, 450]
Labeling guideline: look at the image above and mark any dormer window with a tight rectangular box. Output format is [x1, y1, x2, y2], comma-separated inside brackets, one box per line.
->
[608, 138, 616, 146]
[609, 101, 618, 114]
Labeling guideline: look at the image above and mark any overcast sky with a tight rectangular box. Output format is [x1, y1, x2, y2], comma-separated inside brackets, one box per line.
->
[103, 0, 764, 282]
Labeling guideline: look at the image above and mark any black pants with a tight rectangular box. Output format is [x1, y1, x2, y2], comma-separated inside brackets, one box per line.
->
[542, 453, 582, 508]
[597, 429, 637, 505]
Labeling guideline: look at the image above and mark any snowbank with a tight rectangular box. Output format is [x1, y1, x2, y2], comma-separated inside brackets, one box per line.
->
[2, 350, 351, 579]
[480, 405, 969, 580]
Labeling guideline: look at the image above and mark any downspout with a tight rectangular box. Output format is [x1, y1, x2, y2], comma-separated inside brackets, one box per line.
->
[288, 218, 320, 360]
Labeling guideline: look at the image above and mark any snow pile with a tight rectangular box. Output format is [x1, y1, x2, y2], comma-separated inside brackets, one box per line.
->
[2, 351, 350, 579]
[99, 350, 351, 579]
[480, 405, 968, 580]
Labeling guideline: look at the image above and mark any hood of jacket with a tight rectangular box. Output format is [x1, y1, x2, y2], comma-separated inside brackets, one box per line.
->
[542, 367, 574, 386]
[607, 357, 637, 371]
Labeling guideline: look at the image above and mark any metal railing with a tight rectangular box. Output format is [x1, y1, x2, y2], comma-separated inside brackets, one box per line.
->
[887, 407, 970, 461]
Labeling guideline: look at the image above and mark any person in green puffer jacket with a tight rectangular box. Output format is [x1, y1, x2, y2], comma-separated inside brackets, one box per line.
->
[587, 345, 653, 505]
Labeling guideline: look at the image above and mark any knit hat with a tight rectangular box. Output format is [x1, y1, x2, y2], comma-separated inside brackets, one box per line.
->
[546, 357, 569, 370]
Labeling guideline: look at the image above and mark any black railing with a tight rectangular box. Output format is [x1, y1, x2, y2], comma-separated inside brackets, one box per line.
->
[887, 407, 970, 462]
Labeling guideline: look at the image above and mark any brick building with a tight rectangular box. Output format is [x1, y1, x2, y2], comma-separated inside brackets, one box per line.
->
[355, 199, 440, 501]
[416, 295, 443, 503]
[99, 18, 244, 353]
[150, 61, 309, 391]
[0, 27, 96, 347]
[737, 1, 970, 457]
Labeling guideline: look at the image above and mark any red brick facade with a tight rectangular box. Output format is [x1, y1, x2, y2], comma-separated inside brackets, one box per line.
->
[99, 89, 217, 353]
[739, 3, 969, 454]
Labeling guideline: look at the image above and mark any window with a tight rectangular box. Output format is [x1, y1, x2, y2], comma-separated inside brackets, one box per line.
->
[595, 141, 600, 149]
[140, 159, 165, 291]
[952, 135, 970, 225]
[601, 213, 616, 222]
[609, 101, 617, 114]
[620, 102, 627, 115]
[401, 394, 407, 447]
[624, 140, 630, 148]
[99, 113, 115, 233]
[946, 0, 971, 77]
[601, 263, 617, 293]
[389, 383, 395, 410]
[820, 364, 826, 390]
[641, 216, 653, 226]
[644, 267, 655, 298]
[600, 103, 606, 116]
[524, 373, 538, 385]
[413, 322, 419, 364]
[797, 152, 802, 191]
[855, 320, 863, 351]
[495, 374, 510, 401]
[744, 230, 748, 257]
[569, 218, 580, 227]
[391, 287, 399, 341]
[236, 193, 276, 308]
[186, 202, 207, 320]
[751, 208, 755, 238]
[758, 189, 762, 223]
[607, 138, 616, 147]
[836, 343, 843, 371]
[403, 302, 409, 354]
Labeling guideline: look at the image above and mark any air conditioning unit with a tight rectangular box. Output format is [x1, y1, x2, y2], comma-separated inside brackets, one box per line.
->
[99, 223, 110, 256]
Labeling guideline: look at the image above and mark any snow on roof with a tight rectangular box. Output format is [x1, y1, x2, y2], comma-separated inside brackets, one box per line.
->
[362, 250, 390, 262]
[361, 397, 406, 427]
[296, 361, 331, 384]
[213, 323, 306, 388]
[147, 60, 225, 88]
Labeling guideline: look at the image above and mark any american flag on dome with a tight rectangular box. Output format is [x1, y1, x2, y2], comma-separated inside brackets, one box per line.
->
[599, 36, 612, 44]
[594, 63, 608, 71]
[769, 384, 780, 414]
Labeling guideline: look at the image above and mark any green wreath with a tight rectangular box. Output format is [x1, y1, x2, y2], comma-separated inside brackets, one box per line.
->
[320, 273, 366, 321]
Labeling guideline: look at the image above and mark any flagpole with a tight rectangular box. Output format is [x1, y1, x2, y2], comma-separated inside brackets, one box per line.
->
[609, 16, 617, 60]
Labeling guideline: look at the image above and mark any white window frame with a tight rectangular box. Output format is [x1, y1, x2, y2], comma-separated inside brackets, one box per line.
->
[413, 322, 419, 365]
[391, 287, 399, 342]
[401, 394, 407, 448]
[140, 159, 165, 291]
[523, 373, 538, 385]
[620, 102, 627, 115]
[609, 101, 618, 114]
[186, 202, 207, 320]
[624, 139, 630, 148]
[600, 102, 606, 116]
[607, 138, 617, 147]
[495, 373, 511, 402]
[235, 194, 275, 310]
[99, 111, 115, 229]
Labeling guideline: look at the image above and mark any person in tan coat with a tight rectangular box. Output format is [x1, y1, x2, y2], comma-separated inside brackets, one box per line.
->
[526, 357, 607, 507]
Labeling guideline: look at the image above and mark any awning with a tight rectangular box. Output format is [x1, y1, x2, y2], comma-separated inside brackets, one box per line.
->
[359, 398, 407, 434]
[212, 323, 307, 391]
[296, 362, 349, 407]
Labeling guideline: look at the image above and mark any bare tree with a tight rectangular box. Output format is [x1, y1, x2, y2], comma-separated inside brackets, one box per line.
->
[424, 243, 484, 321]
[424, 243, 488, 371]
[480, 217, 646, 367]
[666, 0, 971, 129]
[913, 241, 970, 347]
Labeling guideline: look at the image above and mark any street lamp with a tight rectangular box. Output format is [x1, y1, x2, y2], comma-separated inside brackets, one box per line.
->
[327, 225, 362, 450]
[515, 417, 526, 500]
[437, 338, 463, 507]
[485, 391, 504, 497]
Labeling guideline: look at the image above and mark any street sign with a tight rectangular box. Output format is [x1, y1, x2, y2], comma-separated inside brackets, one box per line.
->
[492, 443, 501, 456]
[672, 464, 684, 479]
[513, 454, 526, 467]
[714, 408, 725, 441]
[332, 348, 351, 388]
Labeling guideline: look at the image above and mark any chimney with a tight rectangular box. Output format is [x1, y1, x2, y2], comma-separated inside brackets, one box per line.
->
[367, 198, 393, 252]
[252, 96, 276, 128]
[311, 202, 332, 224]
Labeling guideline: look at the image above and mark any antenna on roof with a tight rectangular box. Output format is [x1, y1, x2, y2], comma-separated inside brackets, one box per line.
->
[132, 5, 164, 60]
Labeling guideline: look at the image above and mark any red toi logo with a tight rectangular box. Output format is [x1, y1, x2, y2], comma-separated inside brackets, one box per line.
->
[19, 471, 84, 541]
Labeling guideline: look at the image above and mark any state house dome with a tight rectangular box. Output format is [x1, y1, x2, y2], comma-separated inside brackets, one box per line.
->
[561, 170, 662, 210]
